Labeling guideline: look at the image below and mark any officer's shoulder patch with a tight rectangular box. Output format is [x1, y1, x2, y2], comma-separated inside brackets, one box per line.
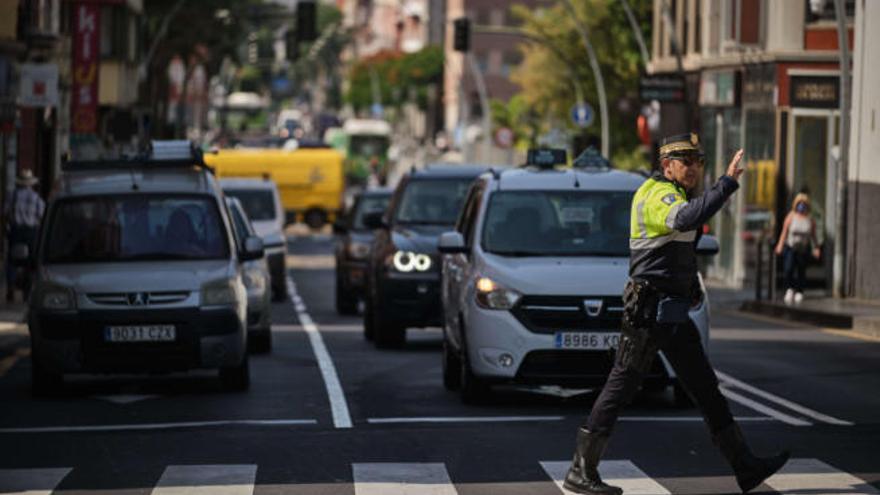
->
[661, 193, 680, 206]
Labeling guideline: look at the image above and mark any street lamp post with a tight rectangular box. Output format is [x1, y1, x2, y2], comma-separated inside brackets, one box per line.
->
[561, 0, 610, 158]
[833, 0, 851, 297]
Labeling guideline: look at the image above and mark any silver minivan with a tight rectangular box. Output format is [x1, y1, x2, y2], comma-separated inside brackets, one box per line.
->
[438, 160, 716, 404]
[24, 142, 264, 394]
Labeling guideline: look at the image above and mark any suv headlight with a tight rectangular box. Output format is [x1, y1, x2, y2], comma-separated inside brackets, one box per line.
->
[347, 241, 370, 260]
[201, 278, 239, 306]
[475, 276, 521, 310]
[41, 285, 76, 311]
[389, 250, 432, 272]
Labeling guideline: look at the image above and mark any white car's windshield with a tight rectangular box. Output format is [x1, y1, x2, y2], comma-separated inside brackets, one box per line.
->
[45, 195, 229, 263]
[482, 190, 632, 257]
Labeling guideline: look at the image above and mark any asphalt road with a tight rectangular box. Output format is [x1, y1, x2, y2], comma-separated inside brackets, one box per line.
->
[0, 231, 878, 494]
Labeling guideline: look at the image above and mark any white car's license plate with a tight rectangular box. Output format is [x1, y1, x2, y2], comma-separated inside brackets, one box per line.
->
[554, 332, 620, 350]
[104, 325, 176, 343]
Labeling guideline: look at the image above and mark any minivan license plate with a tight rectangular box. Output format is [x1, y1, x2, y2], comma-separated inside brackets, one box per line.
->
[104, 325, 176, 343]
[554, 332, 619, 350]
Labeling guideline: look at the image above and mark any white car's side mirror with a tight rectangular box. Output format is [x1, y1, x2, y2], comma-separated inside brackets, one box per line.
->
[438, 231, 468, 254]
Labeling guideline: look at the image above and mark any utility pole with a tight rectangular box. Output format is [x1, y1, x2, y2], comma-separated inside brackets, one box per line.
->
[833, 0, 851, 298]
[466, 53, 492, 163]
[561, 0, 609, 158]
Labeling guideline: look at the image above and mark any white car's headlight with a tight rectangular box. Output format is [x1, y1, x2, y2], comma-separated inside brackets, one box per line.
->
[390, 250, 432, 272]
[201, 278, 239, 306]
[347, 241, 370, 260]
[243, 268, 266, 293]
[41, 285, 75, 310]
[475, 276, 521, 310]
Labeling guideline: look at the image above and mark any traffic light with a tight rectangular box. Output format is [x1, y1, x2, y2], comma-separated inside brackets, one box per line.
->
[453, 17, 470, 52]
[297, 1, 317, 42]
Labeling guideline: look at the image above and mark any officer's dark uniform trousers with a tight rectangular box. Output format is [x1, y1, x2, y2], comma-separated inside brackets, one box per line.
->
[587, 315, 733, 435]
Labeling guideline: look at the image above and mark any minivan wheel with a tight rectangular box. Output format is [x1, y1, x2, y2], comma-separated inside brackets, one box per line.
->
[459, 344, 490, 404]
[442, 339, 461, 391]
[220, 355, 251, 391]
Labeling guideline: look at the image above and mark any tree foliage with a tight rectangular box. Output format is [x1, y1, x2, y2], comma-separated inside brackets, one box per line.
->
[345, 46, 444, 113]
[507, 0, 652, 165]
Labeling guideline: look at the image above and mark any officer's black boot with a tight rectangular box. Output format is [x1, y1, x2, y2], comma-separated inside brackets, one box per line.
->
[714, 423, 790, 493]
[563, 427, 623, 495]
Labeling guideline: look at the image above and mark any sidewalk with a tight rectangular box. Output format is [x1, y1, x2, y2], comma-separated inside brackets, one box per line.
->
[741, 296, 880, 338]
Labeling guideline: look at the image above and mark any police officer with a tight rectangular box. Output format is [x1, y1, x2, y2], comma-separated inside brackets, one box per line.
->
[563, 134, 789, 494]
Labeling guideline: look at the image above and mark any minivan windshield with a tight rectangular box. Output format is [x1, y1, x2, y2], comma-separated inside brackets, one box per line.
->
[482, 190, 633, 257]
[45, 195, 230, 263]
[223, 189, 277, 221]
[394, 179, 474, 225]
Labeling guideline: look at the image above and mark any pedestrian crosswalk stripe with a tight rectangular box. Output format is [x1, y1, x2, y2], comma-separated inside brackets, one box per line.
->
[353, 463, 458, 495]
[0, 468, 71, 495]
[150, 465, 257, 495]
[541, 460, 671, 495]
[3, 459, 879, 494]
[764, 458, 880, 494]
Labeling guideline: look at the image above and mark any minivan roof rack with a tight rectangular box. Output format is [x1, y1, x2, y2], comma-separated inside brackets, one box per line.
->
[62, 140, 212, 172]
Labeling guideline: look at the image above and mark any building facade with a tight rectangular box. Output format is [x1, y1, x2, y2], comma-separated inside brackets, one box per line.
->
[648, 0, 854, 292]
[442, 0, 547, 162]
[847, 0, 879, 299]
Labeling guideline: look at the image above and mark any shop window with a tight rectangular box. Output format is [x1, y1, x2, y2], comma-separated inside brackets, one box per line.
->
[805, 0, 854, 23]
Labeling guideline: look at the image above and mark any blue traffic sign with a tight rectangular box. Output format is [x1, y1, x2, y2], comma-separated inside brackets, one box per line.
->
[571, 103, 594, 128]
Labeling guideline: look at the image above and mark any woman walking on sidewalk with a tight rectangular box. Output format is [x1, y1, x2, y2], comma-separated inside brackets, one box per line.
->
[774, 193, 820, 305]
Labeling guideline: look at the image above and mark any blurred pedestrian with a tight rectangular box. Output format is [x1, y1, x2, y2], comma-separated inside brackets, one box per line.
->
[4, 169, 45, 302]
[774, 193, 821, 305]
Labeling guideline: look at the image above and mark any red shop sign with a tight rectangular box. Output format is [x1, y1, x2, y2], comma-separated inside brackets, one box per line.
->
[71, 3, 100, 134]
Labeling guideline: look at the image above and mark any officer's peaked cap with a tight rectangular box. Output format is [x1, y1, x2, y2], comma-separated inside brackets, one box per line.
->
[659, 132, 703, 158]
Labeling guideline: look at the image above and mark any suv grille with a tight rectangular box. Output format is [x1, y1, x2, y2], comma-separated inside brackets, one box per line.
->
[511, 295, 624, 334]
[87, 291, 190, 307]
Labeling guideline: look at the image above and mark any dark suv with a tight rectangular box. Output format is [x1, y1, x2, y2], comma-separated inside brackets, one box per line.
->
[363, 165, 487, 347]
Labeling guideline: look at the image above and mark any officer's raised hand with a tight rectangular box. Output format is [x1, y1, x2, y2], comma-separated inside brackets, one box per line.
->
[726, 149, 745, 181]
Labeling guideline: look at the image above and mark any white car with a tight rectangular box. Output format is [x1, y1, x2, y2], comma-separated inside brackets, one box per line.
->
[220, 178, 288, 301]
[438, 160, 716, 404]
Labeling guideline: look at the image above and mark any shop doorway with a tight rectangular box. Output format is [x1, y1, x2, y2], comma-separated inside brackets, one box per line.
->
[786, 109, 840, 292]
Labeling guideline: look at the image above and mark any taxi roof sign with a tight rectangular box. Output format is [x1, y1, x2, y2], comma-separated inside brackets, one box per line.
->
[527, 148, 567, 168]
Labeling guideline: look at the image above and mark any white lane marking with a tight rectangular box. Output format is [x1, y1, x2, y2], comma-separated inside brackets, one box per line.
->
[764, 458, 880, 494]
[353, 463, 458, 495]
[719, 388, 812, 426]
[286, 276, 353, 429]
[152, 465, 256, 495]
[716, 370, 854, 426]
[368, 416, 564, 424]
[0, 468, 71, 494]
[0, 419, 317, 434]
[617, 416, 774, 422]
[541, 460, 671, 495]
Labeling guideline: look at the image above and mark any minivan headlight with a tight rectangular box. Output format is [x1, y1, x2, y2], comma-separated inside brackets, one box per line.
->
[243, 268, 266, 293]
[41, 285, 75, 311]
[475, 276, 521, 310]
[201, 278, 239, 306]
[390, 250, 432, 272]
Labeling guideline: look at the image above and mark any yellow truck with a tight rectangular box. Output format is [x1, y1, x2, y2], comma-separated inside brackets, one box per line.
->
[206, 147, 344, 228]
